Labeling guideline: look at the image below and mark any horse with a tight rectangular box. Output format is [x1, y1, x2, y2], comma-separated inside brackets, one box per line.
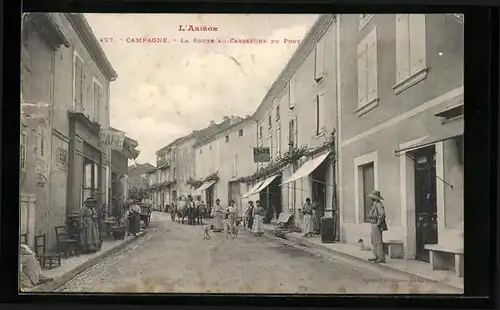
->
[175, 198, 188, 224]
[195, 202, 205, 225]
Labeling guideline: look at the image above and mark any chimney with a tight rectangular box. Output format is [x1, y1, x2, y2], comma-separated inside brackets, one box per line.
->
[223, 116, 229, 122]
[209, 120, 216, 126]
[229, 115, 242, 125]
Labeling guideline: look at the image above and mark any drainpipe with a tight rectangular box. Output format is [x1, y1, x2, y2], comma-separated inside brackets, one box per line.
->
[335, 14, 343, 241]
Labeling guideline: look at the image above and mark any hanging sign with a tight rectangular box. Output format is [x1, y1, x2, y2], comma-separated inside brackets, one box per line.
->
[100, 130, 125, 150]
[253, 147, 270, 163]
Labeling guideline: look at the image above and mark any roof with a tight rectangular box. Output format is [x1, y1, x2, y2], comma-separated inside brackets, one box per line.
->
[128, 163, 155, 176]
[251, 15, 334, 120]
[64, 13, 118, 80]
[193, 116, 252, 148]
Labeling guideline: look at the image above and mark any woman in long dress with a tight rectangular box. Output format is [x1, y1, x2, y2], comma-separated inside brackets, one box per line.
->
[301, 198, 314, 238]
[213, 199, 224, 232]
[227, 200, 238, 230]
[80, 198, 101, 253]
[128, 202, 141, 236]
[252, 200, 265, 236]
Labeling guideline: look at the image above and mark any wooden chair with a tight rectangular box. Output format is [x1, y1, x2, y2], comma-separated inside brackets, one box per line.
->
[54, 226, 80, 259]
[34, 233, 61, 269]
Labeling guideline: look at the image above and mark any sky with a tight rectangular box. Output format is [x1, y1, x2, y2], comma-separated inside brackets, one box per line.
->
[84, 14, 318, 165]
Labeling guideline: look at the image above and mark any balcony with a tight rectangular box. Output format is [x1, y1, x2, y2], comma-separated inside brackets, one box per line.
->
[156, 158, 170, 169]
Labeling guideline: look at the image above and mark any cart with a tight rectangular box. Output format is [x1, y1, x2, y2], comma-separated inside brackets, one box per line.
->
[139, 203, 152, 228]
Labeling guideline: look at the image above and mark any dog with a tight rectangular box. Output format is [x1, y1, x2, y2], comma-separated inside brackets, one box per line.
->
[358, 239, 371, 251]
[203, 225, 211, 240]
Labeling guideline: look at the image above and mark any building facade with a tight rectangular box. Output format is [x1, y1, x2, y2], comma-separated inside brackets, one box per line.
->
[193, 116, 253, 213]
[20, 13, 118, 251]
[237, 15, 339, 227]
[337, 14, 464, 263]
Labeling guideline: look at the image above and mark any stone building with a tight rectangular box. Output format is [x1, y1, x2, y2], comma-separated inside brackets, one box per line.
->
[238, 15, 339, 227]
[193, 116, 252, 212]
[20, 13, 118, 250]
[337, 14, 464, 266]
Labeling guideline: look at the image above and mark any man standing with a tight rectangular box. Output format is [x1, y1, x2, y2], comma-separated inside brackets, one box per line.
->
[187, 195, 195, 225]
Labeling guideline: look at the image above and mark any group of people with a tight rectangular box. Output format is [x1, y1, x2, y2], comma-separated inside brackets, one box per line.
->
[243, 200, 266, 236]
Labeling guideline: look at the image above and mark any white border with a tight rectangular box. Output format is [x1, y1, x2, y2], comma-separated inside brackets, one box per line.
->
[353, 150, 379, 224]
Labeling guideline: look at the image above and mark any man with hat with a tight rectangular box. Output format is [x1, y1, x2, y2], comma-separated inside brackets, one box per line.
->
[366, 190, 388, 263]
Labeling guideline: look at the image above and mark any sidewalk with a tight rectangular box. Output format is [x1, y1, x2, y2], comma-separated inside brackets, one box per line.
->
[261, 224, 463, 292]
[22, 230, 148, 293]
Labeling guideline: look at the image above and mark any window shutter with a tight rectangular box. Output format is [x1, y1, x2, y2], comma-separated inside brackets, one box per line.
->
[289, 76, 296, 108]
[294, 116, 298, 146]
[319, 92, 326, 131]
[366, 29, 378, 102]
[74, 59, 83, 110]
[357, 42, 368, 107]
[314, 40, 325, 80]
[409, 14, 426, 75]
[396, 14, 410, 83]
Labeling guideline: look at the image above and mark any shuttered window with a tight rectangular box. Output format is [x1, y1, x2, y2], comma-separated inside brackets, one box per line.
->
[20, 133, 27, 171]
[315, 93, 325, 135]
[395, 14, 426, 84]
[92, 79, 101, 123]
[314, 39, 325, 81]
[361, 162, 375, 222]
[358, 28, 378, 108]
[289, 76, 296, 109]
[74, 53, 84, 112]
[276, 122, 281, 156]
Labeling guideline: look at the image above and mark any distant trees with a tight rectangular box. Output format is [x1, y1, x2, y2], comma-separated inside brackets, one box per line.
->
[128, 186, 147, 201]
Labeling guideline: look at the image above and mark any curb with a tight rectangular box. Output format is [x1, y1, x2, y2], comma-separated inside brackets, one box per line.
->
[262, 228, 462, 292]
[26, 230, 148, 293]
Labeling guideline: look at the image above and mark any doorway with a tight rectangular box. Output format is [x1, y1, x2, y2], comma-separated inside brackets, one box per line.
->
[312, 161, 327, 234]
[412, 145, 438, 262]
[205, 186, 214, 212]
[262, 176, 282, 223]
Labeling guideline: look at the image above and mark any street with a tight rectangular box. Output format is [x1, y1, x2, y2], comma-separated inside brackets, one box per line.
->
[57, 212, 459, 294]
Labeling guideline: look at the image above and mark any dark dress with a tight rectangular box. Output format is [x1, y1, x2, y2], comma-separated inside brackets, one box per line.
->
[246, 207, 254, 229]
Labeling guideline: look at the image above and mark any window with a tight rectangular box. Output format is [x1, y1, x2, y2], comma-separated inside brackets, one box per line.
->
[231, 155, 238, 177]
[359, 14, 374, 29]
[73, 52, 84, 112]
[92, 78, 102, 123]
[357, 28, 378, 110]
[20, 133, 27, 171]
[83, 159, 99, 202]
[225, 135, 229, 142]
[239, 129, 243, 137]
[276, 123, 282, 156]
[268, 115, 272, 128]
[276, 106, 280, 121]
[289, 76, 296, 109]
[315, 93, 325, 135]
[354, 151, 378, 223]
[314, 39, 325, 81]
[259, 126, 263, 139]
[394, 14, 427, 94]
[268, 132, 273, 159]
[288, 116, 298, 148]
[361, 163, 375, 222]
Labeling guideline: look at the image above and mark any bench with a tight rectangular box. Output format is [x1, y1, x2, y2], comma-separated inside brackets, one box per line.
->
[383, 240, 404, 259]
[425, 244, 464, 278]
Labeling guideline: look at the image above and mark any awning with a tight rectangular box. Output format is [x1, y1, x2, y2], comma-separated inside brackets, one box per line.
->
[193, 180, 216, 194]
[241, 181, 264, 199]
[254, 174, 280, 194]
[395, 125, 463, 155]
[434, 94, 464, 119]
[281, 152, 330, 186]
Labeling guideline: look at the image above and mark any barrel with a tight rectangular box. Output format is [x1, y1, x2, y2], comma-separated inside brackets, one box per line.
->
[321, 217, 335, 243]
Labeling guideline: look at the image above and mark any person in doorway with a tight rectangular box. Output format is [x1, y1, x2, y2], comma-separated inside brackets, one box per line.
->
[301, 198, 314, 238]
[80, 198, 101, 253]
[245, 201, 255, 230]
[313, 200, 323, 235]
[20, 243, 54, 288]
[252, 200, 265, 236]
[128, 202, 141, 236]
[213, 198, 224, 232]
[367, 190, 388, 263]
